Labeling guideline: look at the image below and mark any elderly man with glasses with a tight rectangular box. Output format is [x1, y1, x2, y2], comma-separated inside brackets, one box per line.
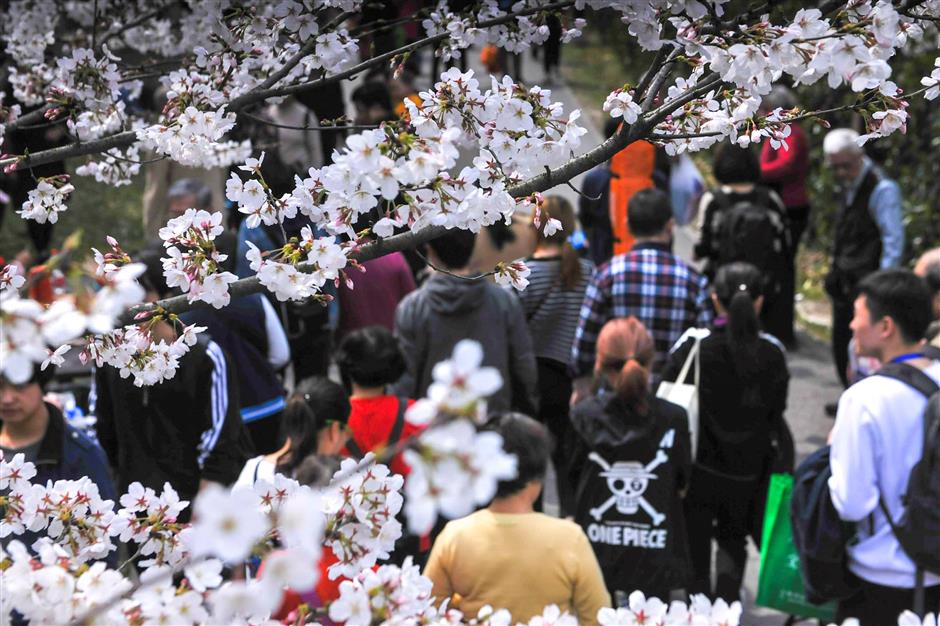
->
[822, 128, 905, 396]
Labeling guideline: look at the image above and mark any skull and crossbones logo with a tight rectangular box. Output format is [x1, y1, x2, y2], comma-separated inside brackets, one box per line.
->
[588, 450, 668, 526]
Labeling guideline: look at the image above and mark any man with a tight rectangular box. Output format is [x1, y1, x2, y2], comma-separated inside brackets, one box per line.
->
[1, 365, 116, 559]
[570, 188, 712, 388]
[828, 269, 940, 624]
[424, 413, 610, 625]
[579, 118, 619, 267]
[823, 128, 904, 390]
[393, 229, 538, 414]
[914, 248, 940, 349]
[92, 252, 249, 518]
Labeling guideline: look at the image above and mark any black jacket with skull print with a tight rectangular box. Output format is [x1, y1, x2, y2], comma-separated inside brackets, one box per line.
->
[568, 391, 693, 600]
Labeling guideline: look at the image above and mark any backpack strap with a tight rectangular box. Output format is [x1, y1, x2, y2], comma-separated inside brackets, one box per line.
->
[387, 397, 408, 449]
[876, 362, 940, 399]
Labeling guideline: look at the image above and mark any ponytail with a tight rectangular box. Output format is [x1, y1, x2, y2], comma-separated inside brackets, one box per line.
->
[276, 377, 350, 477]
[559, 240, 580, 290]
[715, 263, 763, 376]
[615, 357, 650, 412]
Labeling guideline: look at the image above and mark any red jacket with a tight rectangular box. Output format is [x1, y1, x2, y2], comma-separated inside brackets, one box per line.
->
[760, 123, 809, 209]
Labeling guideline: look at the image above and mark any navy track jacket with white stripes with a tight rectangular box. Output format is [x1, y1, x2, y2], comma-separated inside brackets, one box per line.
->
[93, 337, 250, 515]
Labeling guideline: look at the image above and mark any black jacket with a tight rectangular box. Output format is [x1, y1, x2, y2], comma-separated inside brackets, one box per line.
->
[569, 391, 693, 597]
[93, 338, 250, 514]
[661, 326, 790, 479]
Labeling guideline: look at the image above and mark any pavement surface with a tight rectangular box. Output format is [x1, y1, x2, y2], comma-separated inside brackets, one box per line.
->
[466, 47, 841, 625]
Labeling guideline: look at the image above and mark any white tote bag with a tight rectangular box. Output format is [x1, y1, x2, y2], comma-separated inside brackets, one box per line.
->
[656, 331, 705, 458]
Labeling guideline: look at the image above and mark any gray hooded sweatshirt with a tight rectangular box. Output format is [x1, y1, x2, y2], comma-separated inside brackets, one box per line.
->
[393, 273, 539, 414]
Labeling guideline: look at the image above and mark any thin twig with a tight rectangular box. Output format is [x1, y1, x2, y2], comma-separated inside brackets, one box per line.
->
[413, 248, 496, 281]
[238, 110, 377, 132]
[564, 178, 601, 201]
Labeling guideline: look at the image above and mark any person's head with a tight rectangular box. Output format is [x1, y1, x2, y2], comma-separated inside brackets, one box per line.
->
[759, 85, 797, 115]
[488, 412, 551, 502]
[914, 247, 940, 321]
[0, 366, 54, 428]
[594, 317, 655, 411]
[351, 81, 394, 125]
[534, 196, 582, 290]
[713, 143, 761, 185]
[167, 178, 213, 219]
[427, 228, 477, 271]
[823, 128, 865, 184]
[336, 326, 406, 393]
[853, 269, 932, 360]
[627, 188, 674, 241]
[713, 262, 765, 375]
[277, 377, 351, 474]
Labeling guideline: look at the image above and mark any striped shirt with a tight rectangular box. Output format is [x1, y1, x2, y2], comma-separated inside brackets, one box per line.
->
[570, 241, 712, 377]
[517, 256, 595, 365]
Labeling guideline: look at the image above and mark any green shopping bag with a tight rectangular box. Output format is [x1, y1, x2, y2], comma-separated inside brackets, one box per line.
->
[756, 473, 837, 621]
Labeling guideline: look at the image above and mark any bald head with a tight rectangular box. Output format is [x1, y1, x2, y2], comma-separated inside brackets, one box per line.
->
[915, 247, 940, 320]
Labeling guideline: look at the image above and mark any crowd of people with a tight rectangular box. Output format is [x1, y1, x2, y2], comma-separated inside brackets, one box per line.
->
[2, 19, 940, 624]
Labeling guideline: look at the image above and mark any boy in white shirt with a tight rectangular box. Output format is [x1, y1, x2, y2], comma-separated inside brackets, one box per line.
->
[829, 268, 940, 625]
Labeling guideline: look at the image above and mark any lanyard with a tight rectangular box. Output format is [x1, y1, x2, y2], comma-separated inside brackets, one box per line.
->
[890, 352, 925, 364]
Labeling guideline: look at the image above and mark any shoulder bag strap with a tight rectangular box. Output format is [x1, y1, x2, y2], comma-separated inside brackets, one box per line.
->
[675, 336, 702, 385]
[388, 397, 408, 448]
[346, 437, 364, 459]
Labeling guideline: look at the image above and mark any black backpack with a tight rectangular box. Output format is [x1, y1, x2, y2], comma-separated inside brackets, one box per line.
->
[790, 445, 861, 604]
[873, 362, 940, 613]
[713, 189, 787, 286]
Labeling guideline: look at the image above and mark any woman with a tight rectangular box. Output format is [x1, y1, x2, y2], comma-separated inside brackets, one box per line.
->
[235, 377, 350, 486]
[660, 262, 791, 602]
[569, 317, 692, 601]
[424, 413, 610, 626]
[518, 195, 594, 515]
[694, 143, 791, 343]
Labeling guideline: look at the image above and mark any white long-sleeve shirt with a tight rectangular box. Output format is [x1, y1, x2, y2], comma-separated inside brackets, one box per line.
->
[829, 362, 940, 588]
[260, 296, 290, 370]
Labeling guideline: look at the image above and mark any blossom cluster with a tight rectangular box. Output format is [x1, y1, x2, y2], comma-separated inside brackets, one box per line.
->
[75, 146, 142, 186]
[159, 208, 239, 309]
[16, 175, 74, 224]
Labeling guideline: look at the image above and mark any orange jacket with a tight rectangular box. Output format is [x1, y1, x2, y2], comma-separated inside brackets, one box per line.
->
[608, 140, 655, 256]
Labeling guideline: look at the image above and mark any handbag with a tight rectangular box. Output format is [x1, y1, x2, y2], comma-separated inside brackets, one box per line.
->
[656, 330, 705, 458]
[756, 473, 837, 621]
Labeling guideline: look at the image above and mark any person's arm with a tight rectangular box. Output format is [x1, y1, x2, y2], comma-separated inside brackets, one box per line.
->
[693, 272, 713, 328]
[869, 179, 905, 268]
[393, 297, 420, 399]
[692, 193, 715, 260]
[570, 268, 611, 379]
[259, 295, 291, 370]
[570, 529, 612, 626]
[506, 294, 539, 415]
[828, 390, 880, 521]
[198, 341, 247, 488]
[423, 524, 456, 605]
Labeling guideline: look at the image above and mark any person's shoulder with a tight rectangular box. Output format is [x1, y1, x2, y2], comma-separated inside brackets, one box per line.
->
[669, 327, 710, 355]
[531, 512, 586, 539]
[758, 331, 787, 357]
[63, 423, 108, 458]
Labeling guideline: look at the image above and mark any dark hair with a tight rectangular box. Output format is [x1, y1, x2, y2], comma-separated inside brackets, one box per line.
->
[714, 262, 764, 376]
[858, 269, 932, 344]
[336, 326, 406, 390]
[627, 188, 673, 238]
[536, 196, 582, 290]
[713, 143, 761, 185]
[427, 228, 476, 270]
[487, 412, 551, 498]
[136, 247, 172, 299]
[351, 81, 393, 113]
[276, 377, 351, 476]
[293, 454, 341, 487]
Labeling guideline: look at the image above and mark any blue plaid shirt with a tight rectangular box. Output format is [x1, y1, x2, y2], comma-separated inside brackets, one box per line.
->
[570, 241, 713, 376]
